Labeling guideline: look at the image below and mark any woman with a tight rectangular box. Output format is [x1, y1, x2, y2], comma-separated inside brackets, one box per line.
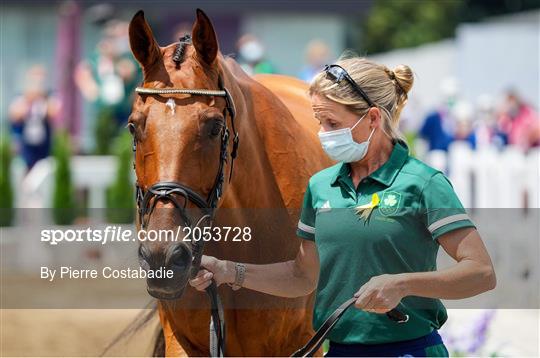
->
[9, 65, 58, 172]
[190, 57, 496, 357]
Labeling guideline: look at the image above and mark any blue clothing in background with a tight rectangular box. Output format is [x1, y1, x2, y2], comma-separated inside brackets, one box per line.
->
[420, 111, 453, 152]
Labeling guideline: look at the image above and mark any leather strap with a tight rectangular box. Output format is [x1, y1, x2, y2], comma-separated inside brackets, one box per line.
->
[291, 299, 409, 357]
[206, 281, 226, 357]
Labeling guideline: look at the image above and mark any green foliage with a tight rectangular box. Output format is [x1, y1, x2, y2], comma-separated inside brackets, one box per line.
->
[361, 0, 540, 54]
[362, 0, 461, 54]
[404, 131, 417, 157]
[52, 132, 76, 225]
[0, 135, 14, 226]
[106, 131, 135, 223]
[94, 107, 116, 155]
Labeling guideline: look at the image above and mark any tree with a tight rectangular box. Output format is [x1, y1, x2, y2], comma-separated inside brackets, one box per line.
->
[0, 135, 14, 226]
[106, 131, 135, 223]
[361, 0, 462, 54]
[52, 131, 76, 225]
[360, 0, 540, 54]
[94, 107, 116, 155]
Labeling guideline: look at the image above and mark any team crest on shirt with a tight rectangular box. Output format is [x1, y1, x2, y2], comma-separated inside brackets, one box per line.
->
[379, 191, 401, 216]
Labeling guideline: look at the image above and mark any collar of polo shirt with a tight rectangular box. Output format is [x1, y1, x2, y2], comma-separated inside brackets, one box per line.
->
[330, 140, 409, 188]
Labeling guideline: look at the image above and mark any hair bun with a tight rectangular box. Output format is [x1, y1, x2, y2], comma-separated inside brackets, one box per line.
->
[392, 64, 414, 95]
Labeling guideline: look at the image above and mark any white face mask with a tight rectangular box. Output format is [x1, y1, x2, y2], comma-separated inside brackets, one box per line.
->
[318, 113, 375, 163]
[239, 41, 264, 63]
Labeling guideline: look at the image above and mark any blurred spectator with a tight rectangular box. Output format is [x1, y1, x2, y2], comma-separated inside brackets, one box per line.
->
[298, 39, 330, 83]
[85, 3, 115, 27]
[451, 101, 476, 149]
[75, 19, 140, 153]
[475, 94, 506, 149]
[9, 65, 59, 171]
[498, 90, 540, 151]
[236, 34, 276, 75]
[419, 77, 458, 151]
[75, 19, 138, 124]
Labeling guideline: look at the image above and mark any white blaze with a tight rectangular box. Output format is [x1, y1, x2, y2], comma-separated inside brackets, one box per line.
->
[166, 98, 176, 115]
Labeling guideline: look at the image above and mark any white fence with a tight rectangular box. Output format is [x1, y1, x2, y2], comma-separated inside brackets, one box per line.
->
[4, 149, 538, 314]
[14, 155, 121, 210]
[12, 145, 540, 212]
[425, 142, 540, 209]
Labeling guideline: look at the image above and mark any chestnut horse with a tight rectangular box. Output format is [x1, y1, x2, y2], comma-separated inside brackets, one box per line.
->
[128, 9, 331, 356]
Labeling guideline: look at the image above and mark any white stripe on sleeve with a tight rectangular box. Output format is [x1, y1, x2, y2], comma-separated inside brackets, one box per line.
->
[428, 214, 470, 233]
[298, 220, 315, 234]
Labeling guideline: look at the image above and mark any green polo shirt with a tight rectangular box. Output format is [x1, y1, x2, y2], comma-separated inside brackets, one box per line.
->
[296, 141, 475, 344]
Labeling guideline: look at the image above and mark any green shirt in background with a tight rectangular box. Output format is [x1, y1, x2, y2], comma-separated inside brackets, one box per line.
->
[297, 141, 475, 344]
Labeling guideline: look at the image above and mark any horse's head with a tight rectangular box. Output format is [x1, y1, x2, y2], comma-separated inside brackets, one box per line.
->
[128, 9, 237, 299]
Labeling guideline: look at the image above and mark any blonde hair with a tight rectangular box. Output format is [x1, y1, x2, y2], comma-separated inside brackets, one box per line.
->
[309, 56, 414, 141]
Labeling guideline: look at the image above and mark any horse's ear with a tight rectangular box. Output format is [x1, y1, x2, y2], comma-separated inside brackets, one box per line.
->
[192, 9, 218, 65]
[129, 10, 161, 72]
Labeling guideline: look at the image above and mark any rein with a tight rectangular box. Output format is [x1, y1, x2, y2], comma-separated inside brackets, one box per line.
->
[131, 74, 238, 357]
[291, 299, 409, 357]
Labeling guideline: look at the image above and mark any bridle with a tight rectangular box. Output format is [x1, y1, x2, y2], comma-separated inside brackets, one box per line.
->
[131, 74, 238, 357]
[133, 75, 238, 274]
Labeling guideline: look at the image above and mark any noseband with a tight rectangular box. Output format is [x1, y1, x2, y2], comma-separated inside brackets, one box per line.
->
[131, 75, 238, 357]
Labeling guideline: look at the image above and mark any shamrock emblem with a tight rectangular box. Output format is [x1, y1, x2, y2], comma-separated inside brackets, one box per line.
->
[384, 194, 397, 207]
[379, 192, 401, 216]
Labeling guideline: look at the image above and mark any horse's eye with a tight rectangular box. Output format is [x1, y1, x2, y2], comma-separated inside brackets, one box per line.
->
[127, 122, 136, 136]
[210, 120, 224, 137]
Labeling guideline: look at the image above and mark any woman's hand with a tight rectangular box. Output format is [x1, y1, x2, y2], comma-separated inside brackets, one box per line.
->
[354, 274, 407, 313]
[188, 255, 234, 291]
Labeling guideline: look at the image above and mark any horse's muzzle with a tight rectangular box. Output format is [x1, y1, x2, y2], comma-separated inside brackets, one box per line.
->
[139, 242, 193, 300]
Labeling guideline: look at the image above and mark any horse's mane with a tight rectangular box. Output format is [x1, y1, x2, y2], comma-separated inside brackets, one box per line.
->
[172, 34, 192, 66]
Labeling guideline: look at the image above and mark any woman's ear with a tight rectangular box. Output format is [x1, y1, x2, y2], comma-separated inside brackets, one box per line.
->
[368, 107, 382, 128]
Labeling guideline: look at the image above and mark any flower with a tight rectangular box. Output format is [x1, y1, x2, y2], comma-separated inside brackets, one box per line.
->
[440, 310, 497, 356]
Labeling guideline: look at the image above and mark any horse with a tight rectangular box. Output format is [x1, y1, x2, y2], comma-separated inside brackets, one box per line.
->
[127, 9, 332, 356]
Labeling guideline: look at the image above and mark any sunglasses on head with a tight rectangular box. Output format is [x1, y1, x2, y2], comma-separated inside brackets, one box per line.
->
[324, 64, 375, 107]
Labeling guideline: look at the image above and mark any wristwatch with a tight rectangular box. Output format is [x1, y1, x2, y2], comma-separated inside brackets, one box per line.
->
[227, 262, 246, 291]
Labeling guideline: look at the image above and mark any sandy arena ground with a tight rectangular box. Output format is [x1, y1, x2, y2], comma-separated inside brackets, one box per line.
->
[1, 309, 538, 357]
[1, 309, 158, 357]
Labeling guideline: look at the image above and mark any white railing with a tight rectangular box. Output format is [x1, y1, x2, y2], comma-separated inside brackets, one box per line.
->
[15, 146, 540, 211]
[426, 143, 540, 209]
[16, 155, 121, 210]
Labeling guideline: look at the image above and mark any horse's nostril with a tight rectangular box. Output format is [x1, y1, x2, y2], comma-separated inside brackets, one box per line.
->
[168, 244, 192, 270]
[138, 245, 152, 270]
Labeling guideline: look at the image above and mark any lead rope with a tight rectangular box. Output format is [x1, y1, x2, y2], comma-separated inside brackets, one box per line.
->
[291, 298, 356, 357]
[291, 299, 409, 357]
[207, 281, 226, 357]
[187, 213, 225, 358]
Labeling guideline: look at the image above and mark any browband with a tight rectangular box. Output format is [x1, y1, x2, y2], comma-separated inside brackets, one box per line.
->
[135, 87, 227, 97]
